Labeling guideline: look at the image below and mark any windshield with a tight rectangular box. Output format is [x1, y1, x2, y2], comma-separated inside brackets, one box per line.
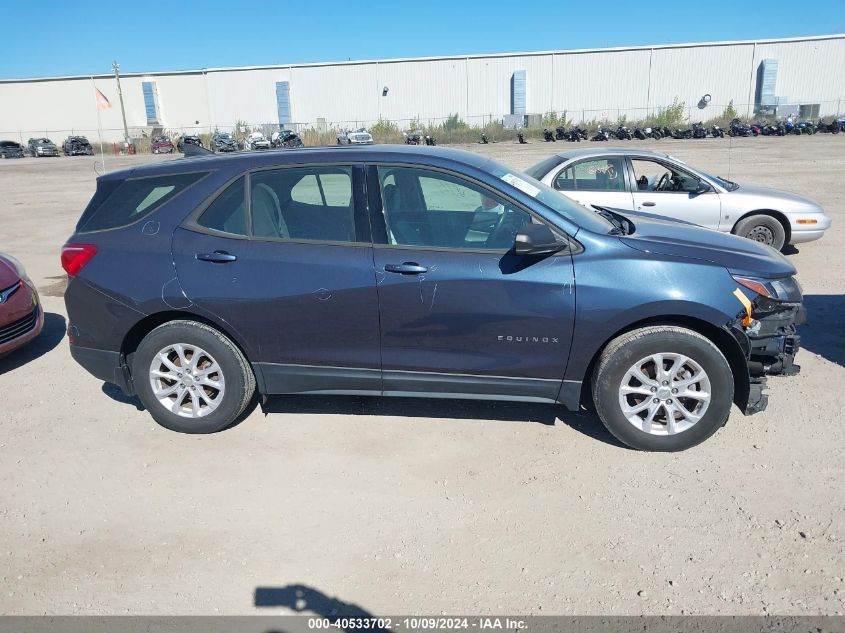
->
[481, 159, 615, 234]
[34, 138, 51, 144]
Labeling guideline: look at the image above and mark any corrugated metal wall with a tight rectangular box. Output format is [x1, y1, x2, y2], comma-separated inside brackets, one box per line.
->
[2, 35, 843, 141]
[551, 49, 652, 121]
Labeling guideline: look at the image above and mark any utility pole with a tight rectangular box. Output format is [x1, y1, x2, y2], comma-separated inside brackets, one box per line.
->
[112, 60, 130, 145]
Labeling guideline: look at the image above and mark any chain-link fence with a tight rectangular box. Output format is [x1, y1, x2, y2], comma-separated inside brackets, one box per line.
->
[3, 99, 843, 152]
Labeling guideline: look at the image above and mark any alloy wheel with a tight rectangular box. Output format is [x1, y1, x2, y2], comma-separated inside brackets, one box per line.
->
[148, 343, 226, 418]
[618, 353, 712, 435]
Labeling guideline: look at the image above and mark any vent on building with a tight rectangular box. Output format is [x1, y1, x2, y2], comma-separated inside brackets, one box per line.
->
[141, 81, 160, 125]
[276, 81, 291, 126]
[511, 70, 526, 115]
[799, 104, 820, 118]
[755, 59, 778, 113]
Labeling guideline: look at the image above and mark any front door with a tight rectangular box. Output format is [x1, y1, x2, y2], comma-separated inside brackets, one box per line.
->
[551, 156, 634, 212]
[628, 157, 721, 229]
[172, 165, 382, 395]
[368, 165, 576, 402]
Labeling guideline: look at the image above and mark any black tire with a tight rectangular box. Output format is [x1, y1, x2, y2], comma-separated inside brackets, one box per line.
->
[591, 326, 734, 451]
[733, 213, 786, 251]
[133, 320, 256, 434]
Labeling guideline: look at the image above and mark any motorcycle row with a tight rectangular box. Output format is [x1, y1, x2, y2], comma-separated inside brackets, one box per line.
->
[538, 117, 845, 143]
[404, 131, 437, 145]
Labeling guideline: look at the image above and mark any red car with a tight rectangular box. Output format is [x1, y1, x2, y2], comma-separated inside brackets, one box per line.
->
[150, 136, 175, 154]
[0, 253, 43, 356]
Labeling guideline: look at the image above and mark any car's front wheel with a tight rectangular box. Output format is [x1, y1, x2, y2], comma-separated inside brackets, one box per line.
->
[733, 214, 786, 251]
[591, 326, 733, 451]
[133, 321, 255, 433]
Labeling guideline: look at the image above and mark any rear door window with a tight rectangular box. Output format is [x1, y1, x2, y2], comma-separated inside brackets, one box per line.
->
[250, 166, 355, 242]
[555, 158, 625, 191]
[196, 177, 247, 236]
[77, 172, 207, 232]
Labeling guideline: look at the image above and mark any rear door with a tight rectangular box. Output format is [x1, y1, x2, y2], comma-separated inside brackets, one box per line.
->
[172, 164, 382, 395]
[551, 156, 634, 212]
[628, 157, 721, 229]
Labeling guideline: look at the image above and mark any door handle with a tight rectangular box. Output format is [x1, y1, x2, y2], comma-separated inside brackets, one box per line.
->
[196, 251, 237, 263]
[641, 201, 656, 207]
[384, 262, 428, 275]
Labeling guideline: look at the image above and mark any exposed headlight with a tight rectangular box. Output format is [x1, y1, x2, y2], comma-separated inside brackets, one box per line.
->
[733, 275, 803, 302]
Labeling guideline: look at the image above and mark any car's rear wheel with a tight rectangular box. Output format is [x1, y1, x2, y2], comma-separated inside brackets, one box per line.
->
[133, 321, 255, 433]
[733, 214, 786, 251]
[591, 326, 733, 451]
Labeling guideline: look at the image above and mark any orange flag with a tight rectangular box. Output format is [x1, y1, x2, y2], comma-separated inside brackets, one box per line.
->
[95, 88, 112, 111]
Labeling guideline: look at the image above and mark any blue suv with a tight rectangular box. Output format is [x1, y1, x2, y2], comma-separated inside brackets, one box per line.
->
[62, 145, 804, 450]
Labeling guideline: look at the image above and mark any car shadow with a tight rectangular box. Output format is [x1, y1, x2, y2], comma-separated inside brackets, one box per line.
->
[101, 383, 145, 410]
[0, 312, 65, 375]
[801, 294, 845, 366]
[255, 584, 386, 631]
[261, 394, 628, 448]
[102, 380, 624, 446]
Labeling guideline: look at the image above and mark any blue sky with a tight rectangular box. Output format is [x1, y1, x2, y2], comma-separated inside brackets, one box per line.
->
[1, 0, 843, 79]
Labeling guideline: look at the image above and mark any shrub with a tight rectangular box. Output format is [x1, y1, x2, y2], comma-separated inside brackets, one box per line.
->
[369, 117, 404, 143]
[541, 111, 572, 129]
[646, 98, 686, 128]
[441, 113, 467, 130]
[705, 100, 741, 127]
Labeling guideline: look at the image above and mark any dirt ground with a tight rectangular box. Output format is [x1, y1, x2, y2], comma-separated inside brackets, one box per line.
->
[0, 135, 843, 616]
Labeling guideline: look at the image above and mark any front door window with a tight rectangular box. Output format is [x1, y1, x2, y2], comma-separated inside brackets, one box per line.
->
[631, 159, 700, 193]
[378, 166, 532, 250]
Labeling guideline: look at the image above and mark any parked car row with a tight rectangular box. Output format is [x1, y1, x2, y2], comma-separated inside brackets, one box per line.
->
[0, 136, 94, 158]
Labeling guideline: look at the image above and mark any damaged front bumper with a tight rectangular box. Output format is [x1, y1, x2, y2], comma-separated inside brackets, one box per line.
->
[728, 294, 806, 415]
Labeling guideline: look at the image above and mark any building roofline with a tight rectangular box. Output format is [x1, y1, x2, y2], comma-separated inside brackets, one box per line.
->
[2, 33, 843, 83]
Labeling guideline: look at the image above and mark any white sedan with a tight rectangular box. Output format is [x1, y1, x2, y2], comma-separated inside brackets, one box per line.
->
[337, 129, 373, 145]
[525, 148, 831, 251]
[244, 132, 271, 151]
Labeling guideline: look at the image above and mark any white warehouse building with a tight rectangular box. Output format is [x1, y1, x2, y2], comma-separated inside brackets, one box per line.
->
[1, 33, 844, 142]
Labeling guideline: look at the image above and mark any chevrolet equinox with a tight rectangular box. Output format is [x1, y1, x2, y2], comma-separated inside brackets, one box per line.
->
[63, 145, 804, 451]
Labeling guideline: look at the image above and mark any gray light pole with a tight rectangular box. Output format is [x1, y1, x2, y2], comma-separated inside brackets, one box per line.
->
[112, 60, 130, 145]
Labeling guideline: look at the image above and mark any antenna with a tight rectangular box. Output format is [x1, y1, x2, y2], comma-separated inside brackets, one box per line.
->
[727, 135, 732, 179]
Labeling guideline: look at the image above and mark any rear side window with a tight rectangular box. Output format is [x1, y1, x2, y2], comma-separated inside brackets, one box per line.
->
[197, 177, 246, 236]
[250, 166, 355, 242]
[77, 172, 206, 232]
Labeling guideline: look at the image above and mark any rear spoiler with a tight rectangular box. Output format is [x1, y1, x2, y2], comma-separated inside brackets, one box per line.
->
[183, 143, 214, 158]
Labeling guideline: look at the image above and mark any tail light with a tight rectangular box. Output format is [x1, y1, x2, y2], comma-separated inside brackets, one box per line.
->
[61, 243, 97, 276]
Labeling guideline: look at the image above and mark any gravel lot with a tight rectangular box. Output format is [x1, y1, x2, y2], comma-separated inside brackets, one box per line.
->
[0, 136, 843, 616]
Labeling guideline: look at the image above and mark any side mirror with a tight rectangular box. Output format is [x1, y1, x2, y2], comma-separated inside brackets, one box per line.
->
[513, 224, 565, 256]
